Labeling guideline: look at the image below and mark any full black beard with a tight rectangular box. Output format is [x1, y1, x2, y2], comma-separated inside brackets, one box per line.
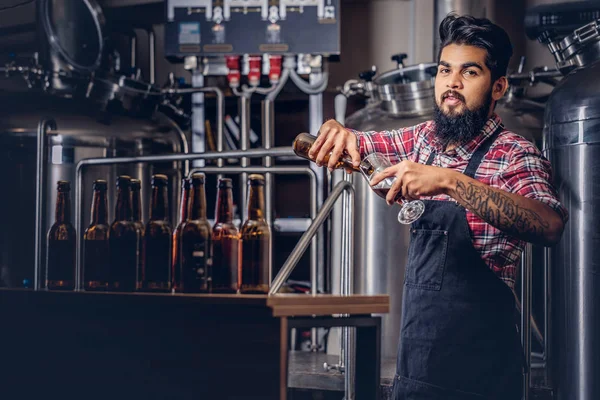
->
[433, 90, 493, 150]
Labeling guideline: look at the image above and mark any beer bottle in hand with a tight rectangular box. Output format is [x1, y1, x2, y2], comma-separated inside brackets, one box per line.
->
[212, 178, 240, 294]
[109, 176, 140, 291]
[142, 174, 172, 291]
[179, 173, 212, 293]
[46, 180, 76, 290]
[292, 132, 361, 172]
[130, 178, 144, 285]
[240, 175, 271, 294]
[83, 180, 110, 291]
[171, 178, 190, 291]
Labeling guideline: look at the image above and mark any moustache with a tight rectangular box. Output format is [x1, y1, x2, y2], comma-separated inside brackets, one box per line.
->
[441, 90, 466, 103]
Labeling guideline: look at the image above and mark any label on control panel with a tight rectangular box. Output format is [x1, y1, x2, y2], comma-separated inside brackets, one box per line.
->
[179, 22, 201, 44]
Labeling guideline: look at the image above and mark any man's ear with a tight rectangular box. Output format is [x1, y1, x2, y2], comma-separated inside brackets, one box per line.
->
[492, 76, 509, 101]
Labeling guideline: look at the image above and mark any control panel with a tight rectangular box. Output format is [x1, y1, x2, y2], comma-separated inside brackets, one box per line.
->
[165, 0, 340, 59]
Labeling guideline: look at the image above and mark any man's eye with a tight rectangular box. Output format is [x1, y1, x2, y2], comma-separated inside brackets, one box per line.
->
[439, 68, 450, 74]
[464, 70, 477, 76]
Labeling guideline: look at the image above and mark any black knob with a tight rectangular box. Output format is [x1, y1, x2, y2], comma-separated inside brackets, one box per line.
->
[359, 65, 377, 82]
[391, 53, 408, 68]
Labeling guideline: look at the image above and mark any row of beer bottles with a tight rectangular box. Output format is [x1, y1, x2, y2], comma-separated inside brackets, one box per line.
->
[45, 173, 271, 294]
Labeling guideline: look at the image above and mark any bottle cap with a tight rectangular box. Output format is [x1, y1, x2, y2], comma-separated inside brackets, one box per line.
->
[191, 172, 206, 184]
[57, 180, 70, 192]
[218, 178, 233, 189]
[152, 174, 169, 186]
[116, 175, 131, 188]
[130, 178, 141, 190]
[182, 177, 191, 190]
[248, 174, 266, 186]
[93, 179, 107, 190]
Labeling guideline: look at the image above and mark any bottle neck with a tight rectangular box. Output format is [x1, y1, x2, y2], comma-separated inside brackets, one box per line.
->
[215, 188, 234, 223]
[90, 189, 108, 225]
[189, 184, 207, 220]
[55, 191, 71, 224]
[179, 185, 190, 223]
[131, 189, 142, 222]
[150, 185, 169, 221]
[293, 133, 359, 172]
[115, 187, 133, 221]
[246, 185, 265, 221]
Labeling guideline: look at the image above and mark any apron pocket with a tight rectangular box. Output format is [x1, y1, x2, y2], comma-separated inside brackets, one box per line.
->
[405, 229, 448, 291]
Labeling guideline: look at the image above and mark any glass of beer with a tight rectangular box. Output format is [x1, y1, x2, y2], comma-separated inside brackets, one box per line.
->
[359, 152, 425, 224]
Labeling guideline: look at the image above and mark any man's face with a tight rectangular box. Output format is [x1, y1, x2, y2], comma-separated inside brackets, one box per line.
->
[435, 44, 496, 118]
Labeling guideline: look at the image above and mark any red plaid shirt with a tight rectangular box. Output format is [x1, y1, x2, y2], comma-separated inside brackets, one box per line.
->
[352, 113, 568, 288]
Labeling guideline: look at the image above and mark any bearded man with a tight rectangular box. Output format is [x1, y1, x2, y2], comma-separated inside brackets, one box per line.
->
[307, 14, 568, 400]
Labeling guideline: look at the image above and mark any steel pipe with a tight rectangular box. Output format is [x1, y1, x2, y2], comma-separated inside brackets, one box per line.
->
[34, 118, 56, 291]
[521, 243, 533, 400]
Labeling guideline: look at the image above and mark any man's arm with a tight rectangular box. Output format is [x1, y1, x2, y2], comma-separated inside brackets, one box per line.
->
[446, 171, 565, 246]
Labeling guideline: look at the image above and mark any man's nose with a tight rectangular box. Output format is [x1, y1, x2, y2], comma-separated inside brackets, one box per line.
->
[446, 72, 463, 90]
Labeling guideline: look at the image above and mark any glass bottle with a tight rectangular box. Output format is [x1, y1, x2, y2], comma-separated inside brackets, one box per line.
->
[142, 174, 172, 292]
[179, 173, 212, 293]
[171, 178, 190, 291]
[83, 179, 110, 291]
[292, 132, 361, 172]
[211, 178, 240, 294]
[46, 180, 76, 290]
[109, 175, 140, 291]
[240, 174, 271, 294]
[130, 178, 144, 279]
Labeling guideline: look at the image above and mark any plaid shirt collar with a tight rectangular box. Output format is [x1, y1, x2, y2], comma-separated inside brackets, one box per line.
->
[429, 113, 504, 161]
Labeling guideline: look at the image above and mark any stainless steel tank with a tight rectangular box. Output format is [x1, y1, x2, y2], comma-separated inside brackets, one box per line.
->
[541, 19, 600, 400]
[0, 92, 185, 289]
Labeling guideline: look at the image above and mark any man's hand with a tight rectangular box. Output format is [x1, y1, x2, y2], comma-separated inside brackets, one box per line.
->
[369, 160, 453, 205]
[308, 119, 361, 171]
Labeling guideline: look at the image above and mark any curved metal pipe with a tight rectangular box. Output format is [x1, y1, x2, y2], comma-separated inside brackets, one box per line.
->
[269, 180, 354, 295]
[35, 117, 56, 291]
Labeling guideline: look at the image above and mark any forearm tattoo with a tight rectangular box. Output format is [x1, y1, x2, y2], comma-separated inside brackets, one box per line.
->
[455, 180, 550, 241]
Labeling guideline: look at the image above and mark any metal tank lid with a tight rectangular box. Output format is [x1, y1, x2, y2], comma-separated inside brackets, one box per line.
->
[370, 54, 437, 117]
[39, 0, 105, 73]
[548, 19, 600, 74]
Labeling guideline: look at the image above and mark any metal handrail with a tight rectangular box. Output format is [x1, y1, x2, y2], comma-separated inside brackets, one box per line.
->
[269, 180, 354, 294]
[72, 147, 298, 290]
[34, 117, 56, 291]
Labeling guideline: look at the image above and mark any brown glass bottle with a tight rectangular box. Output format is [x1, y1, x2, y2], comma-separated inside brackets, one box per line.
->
[171, 178, 190, 291]
[46, 180, 76, 290]
[179, 173, 212, 293]
[83, 180, 110, 291]
[211, 178, 240, 293]
[130, 178, 144, 287]
[240, 175, 271, 294]
[109, 176, 140, 291]
[142, 175, 172, 292]
[292, 132, 361, 172]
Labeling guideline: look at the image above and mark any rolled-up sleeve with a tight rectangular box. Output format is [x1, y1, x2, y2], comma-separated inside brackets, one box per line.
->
[348, 122, 426, 164]
[493, 143, 569, 223]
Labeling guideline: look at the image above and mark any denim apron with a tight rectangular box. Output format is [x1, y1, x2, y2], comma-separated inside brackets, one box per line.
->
[392, 126, 524, 399]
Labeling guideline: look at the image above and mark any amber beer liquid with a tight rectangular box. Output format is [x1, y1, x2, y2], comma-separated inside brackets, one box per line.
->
[240, 175, 271, 294]
[171, 178, 190, 291]
[46, 180, 76, 290]
[211, 178, 240, 293]
[109, 176, 140, 291]
[142, 175, 172, 291]
[179, 173, 212, 293]
[83, 180, 110, 291]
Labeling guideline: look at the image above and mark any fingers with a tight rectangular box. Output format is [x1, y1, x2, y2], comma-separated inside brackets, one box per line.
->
[347, 135, 361, 168]
[315, 134, 336, 166]
[369, 166, 396, 187]
[308, 125, 330, 160]
[386, 175, 404, 205]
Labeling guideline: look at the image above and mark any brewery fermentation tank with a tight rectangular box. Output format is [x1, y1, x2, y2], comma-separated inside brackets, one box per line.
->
[0, 93, 184, 290]
[541, 19, 600, 400]
[336, 59, 544, 360]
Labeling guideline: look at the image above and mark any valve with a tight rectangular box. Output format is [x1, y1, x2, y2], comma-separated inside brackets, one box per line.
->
[247, 55, 262, 86]
[391, 53, 408, 68]
[225, 55, 241, 88]
[268, 55, 282, 84]
[358, 65, 377, 82]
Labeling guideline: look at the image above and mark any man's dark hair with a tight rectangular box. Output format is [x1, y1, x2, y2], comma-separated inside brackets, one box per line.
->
[438, 14, 513, 82]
